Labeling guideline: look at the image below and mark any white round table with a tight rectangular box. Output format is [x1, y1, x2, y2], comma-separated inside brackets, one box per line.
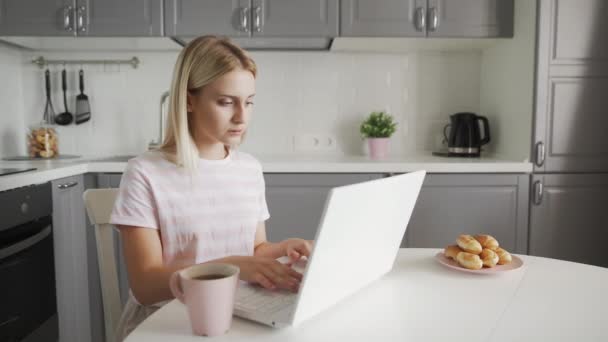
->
[126, 249, 608, 342]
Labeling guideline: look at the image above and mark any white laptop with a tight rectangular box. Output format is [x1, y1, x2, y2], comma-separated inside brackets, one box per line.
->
[234, 170, 426, 328]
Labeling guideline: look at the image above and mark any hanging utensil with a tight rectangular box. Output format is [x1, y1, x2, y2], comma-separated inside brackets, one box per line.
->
[43, 69, 55, 125]
[55, 68, 74, 125]
[75, 69, 91, 124]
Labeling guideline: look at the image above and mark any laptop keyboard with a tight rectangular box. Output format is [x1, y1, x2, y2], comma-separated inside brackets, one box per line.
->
[235, 285, 297, 314]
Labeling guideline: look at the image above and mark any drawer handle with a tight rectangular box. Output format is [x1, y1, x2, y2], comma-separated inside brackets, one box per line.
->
[58, 181, 78, 189]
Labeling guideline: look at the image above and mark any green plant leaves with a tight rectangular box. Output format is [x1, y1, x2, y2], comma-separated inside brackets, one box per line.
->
[360, 111, 397, 138]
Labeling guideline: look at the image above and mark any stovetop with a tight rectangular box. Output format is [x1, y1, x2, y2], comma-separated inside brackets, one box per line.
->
[0, 168, 37, 176]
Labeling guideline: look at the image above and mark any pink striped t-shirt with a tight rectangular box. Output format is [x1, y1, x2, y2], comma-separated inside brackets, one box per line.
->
[109, 149, 270, 267]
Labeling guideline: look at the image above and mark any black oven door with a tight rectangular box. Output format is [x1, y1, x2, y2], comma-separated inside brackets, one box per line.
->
[0, 216, 58, 342]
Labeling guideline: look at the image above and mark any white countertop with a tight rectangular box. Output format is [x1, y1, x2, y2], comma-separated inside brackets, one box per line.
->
[0, 153, 532, 192]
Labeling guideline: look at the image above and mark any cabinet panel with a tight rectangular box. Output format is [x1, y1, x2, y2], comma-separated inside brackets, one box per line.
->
[164, 0, 250, 37]
[51, 175, 91, 342]
[0, 0, 74, 36]
[404, 174, 529, 254]
[550, 0, 608, 64]
[78, 0, 162, 36]
[529, 174, 608, 268]
[427, 0, 513, 37]
[252, 0, 338, 37]
[340, 0, 426, 37]
[264, 173, 383, 242]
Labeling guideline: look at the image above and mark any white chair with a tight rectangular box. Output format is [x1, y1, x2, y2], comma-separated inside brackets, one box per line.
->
[83, 189, 121, 342]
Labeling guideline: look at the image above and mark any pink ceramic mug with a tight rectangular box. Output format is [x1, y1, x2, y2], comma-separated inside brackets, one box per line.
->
[169, 263, 240, 336]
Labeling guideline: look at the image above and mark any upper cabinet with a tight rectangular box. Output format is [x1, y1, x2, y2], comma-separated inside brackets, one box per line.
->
[77, 0, 162, 36]
[340, 0, 426, 37]
[0, 0, 162, 36]
[0, 0, 75, 36]
[165, 0, 338, 37]
[340, 0, 514, 38]
[533, 0, 608, 172]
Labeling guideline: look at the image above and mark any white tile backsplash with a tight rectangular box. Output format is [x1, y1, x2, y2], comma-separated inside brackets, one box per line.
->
[3, 47, 485, 158]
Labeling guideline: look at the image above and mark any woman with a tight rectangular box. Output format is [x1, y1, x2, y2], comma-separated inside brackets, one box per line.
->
[110, 35, 312, 340]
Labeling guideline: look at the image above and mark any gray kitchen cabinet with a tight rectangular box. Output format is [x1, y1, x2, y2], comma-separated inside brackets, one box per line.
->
[264, 173, 383, 242]
[0, 0, 162, 36]
[251, 0, 338, 37]
[529, 174, 608, 268]
[340, 0, 513, 38]
[76, 0, 163, 36]
[164, 0, 250, 37]
[165, 0, 338, 38]
[425, 0, 514, 37]
[0, 0, 75, 36]
[52, 175, 92, 342]
[403, 174, 529, 254]
[340, 0, 426, 37]
[533, 0, 608, 173]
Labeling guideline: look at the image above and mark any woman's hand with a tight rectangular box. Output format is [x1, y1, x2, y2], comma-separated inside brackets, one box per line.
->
[281, 238, 314, 262]
[229, 256, 303, 292]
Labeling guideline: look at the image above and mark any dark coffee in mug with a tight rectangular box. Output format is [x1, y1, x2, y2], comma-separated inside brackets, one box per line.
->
[193, 274, 226, 280]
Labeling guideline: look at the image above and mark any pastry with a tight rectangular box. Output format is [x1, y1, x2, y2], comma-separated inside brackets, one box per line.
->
[456, 234, 482, 254]
[495, 247, 512, 265]
[456, 252, 483, 270]
[444, 245, 463, 260]
[475, 234, 499, 251]
[480, 248, 499, 268]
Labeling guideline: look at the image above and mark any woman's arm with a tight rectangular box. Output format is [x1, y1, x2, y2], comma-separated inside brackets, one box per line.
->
[253, 221, 313, 261]
[119, 226, 188, 306]
[121, 224, 304, 305]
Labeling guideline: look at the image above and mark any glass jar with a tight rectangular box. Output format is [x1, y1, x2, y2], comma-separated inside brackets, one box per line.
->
[27, 123, 59, 158]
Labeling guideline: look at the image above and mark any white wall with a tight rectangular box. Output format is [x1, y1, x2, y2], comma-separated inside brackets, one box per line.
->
[0, 42, 26, 158]
[480, 0, 536, 160]
[16, 49, 482, 158]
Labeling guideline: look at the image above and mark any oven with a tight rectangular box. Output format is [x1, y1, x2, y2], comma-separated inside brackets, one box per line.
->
[0, 182, 58, 342]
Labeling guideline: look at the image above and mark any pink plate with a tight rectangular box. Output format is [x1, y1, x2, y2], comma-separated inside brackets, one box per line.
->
[434, 252, 524, 275]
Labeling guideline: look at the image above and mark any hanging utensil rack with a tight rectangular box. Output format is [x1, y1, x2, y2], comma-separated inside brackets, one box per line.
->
[31, 56, 140, 69]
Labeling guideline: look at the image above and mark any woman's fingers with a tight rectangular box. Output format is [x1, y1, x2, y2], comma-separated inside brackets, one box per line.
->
[254, 273, 276, 290]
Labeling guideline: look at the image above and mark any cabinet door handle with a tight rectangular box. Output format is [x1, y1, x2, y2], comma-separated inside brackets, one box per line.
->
[428, 6, 439, 31]
[57, 181, 78, 189]
[76, 5, 87, 32]
[239, 7, 250, 32]
[252, 6, 262, 32]
[535, 141, 545, 167]
[414, 6, 426, 32]
[533, 180, 543, 205]
[63, 5, 74, 32]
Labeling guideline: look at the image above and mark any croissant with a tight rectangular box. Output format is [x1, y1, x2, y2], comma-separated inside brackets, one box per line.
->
[456, 235, 482, 254]
[456, 252, 483, 270]
[444, 245, 463, 260]
[495, 247, 512, 265]
[475, 234, 499, 251]
[480, 248, 499, 268]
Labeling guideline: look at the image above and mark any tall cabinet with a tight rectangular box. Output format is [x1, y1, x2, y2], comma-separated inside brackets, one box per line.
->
[530, 0, 608, 267]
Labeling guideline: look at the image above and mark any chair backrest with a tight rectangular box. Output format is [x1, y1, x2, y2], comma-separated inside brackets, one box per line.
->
[83, 189, 121, 342]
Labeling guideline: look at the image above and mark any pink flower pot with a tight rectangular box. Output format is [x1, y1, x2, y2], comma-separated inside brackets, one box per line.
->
[367, 138, 390, 160]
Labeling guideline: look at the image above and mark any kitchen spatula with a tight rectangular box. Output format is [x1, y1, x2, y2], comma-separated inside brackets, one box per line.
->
[75, 69, 91, 124]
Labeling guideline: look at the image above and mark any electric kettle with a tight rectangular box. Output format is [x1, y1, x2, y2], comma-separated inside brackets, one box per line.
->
[443, 112, 490, 157]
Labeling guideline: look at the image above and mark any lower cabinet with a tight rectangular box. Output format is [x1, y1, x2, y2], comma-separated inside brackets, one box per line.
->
[529, 173, 608, 268]
[403, 174, 530, 254]
[51, 174, 92, 342]
[263, 173, 384, 242]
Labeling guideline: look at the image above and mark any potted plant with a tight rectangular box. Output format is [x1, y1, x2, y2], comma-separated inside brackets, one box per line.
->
[360, 111, 397, 159]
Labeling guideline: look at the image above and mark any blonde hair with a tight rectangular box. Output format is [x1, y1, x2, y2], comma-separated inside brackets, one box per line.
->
[160, 35, 257, 170]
